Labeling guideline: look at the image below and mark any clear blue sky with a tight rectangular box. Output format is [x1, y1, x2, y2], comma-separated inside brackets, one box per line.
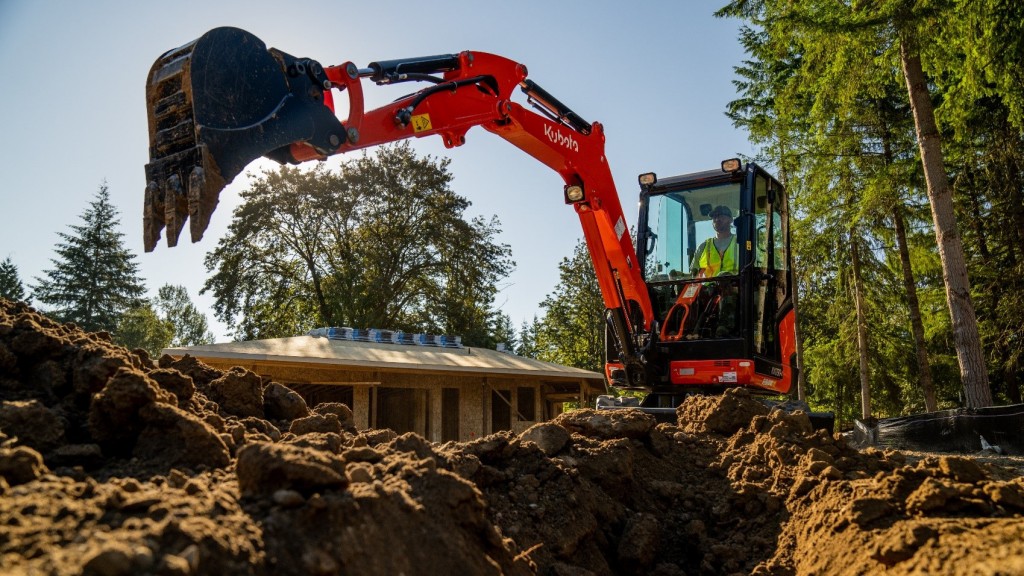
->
[0, 0, 755, 342]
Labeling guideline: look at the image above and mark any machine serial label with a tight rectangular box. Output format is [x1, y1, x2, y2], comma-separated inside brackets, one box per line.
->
[721, 372, 737, 383]
[683, 284, 700, 298]
[411, 114, 432, 133]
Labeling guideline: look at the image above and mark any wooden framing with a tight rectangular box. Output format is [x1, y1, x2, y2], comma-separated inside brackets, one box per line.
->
[166, 337, 605, 442]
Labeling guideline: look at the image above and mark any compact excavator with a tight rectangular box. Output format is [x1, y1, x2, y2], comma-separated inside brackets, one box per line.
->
[144, 27, 827, 427]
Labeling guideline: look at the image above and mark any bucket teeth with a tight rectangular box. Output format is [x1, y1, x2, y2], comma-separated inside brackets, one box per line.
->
[145, 35, 200, 252]
[188, 165, 214, 243]
[143, 180, 165, 253]
[164, 174, 186, 248]
[143, 26, 344, 251]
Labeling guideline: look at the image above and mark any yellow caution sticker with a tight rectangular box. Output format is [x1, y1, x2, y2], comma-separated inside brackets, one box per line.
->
[411, 114, 432, 133]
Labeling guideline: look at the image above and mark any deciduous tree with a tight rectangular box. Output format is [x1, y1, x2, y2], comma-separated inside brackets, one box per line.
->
[155, 284, 215, 346]
[203, 143, 513, 344]
[534, 241, 605, 372]
[115, 304, 173, 358]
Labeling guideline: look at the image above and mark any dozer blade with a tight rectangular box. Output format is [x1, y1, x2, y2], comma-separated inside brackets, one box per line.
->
[143, 26, 345, 251]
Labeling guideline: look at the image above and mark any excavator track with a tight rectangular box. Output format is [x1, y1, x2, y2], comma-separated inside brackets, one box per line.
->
[143, 27, 344, 251]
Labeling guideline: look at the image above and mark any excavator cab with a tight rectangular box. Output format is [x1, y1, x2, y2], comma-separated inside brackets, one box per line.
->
[625, 160, 797, 404]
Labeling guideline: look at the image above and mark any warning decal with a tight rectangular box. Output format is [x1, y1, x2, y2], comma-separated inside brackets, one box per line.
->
[412, 114, 432, 133]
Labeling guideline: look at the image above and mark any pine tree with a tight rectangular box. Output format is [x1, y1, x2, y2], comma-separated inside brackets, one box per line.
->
[0, 257, 26, 302]
[718, 0, 997, 410]
[516, 317, 542, 358]
[32, 184, 146, 332]
[490, 313, 518, 352]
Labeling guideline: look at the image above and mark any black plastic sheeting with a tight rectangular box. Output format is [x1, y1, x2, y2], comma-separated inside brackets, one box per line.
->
[851, 404, 1024, 455]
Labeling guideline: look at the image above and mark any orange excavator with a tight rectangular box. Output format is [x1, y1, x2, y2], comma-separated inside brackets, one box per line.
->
[144, 27, 824, 425]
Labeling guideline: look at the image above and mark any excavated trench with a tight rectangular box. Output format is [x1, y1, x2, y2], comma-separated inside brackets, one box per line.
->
[1, 298, 1023, 575]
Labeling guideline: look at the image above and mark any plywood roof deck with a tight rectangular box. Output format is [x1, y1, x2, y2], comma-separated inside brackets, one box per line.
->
[164, 335, 604, 382]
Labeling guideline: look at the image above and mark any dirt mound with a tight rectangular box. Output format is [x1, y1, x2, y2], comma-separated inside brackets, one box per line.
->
[1, 297, 1023, 575]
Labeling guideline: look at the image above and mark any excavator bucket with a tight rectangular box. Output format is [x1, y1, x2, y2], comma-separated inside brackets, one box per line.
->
[143, 27, 344, 251]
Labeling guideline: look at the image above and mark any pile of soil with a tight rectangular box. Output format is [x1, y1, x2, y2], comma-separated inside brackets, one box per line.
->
[1, 297, 1022, 575]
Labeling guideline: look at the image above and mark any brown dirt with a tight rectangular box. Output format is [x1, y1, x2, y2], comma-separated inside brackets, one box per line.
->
[1, 297, 1022, 576]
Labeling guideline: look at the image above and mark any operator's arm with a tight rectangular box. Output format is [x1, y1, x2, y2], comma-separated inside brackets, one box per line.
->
[688, 241, 705, 277]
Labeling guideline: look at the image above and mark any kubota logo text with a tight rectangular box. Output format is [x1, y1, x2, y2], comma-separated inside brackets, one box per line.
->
[544, 125, 579, 152]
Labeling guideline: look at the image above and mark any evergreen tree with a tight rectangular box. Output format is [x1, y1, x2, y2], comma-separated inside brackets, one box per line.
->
[718, 0, 1006, 411]
[0, 257, 26, 302]
[516, 317, 542, 359]
[894, 8, 992, 407]
[155, 284, 215, 346]
[32, 184, 146, 332]
[491, 312, 518, 352]
[929, 2, 1024, 404]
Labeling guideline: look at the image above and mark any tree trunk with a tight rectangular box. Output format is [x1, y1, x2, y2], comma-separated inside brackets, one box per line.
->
[851, 230, 872, 420]
[304, 256, 334, 327]
[1005, 358, 1022, 404]
[964, 183, 991, 261]
[1006, 143, 1024, 265]
[880, 119, 938, 413]
[892, 205, 938, 411]
[899, 35, 992, 407]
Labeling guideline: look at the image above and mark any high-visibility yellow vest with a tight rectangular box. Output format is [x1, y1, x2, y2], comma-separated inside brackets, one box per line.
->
[697, 236, 738, 276]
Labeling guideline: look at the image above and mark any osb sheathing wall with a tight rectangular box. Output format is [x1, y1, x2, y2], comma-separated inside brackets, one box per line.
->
[189, 359, 585, 442]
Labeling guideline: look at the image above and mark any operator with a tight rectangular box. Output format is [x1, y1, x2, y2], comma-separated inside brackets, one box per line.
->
[690, 205, 738, 277]
[689, 205, 738, 337]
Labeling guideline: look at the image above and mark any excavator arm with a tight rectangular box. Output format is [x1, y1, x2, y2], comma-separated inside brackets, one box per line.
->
[144, 27, 655, 385]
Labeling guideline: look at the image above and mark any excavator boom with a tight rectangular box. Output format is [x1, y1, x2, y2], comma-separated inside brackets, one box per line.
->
[142, 27, 827, 425]
[144, 27, 655, 386]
